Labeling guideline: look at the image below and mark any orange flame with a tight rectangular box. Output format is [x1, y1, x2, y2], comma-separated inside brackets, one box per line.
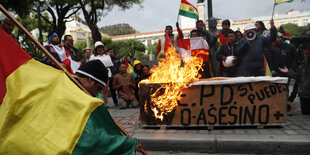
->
[141, 46, 206, 121]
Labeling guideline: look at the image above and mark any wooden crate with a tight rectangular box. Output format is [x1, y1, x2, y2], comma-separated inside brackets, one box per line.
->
[139, 77, 287, 127]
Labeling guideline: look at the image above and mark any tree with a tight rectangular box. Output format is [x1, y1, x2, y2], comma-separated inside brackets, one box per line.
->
[113, 39, 145, 59]
[78, 0, 143, 42]
[99, 23, 137, 36]
[74, 39, 87, 52]
[1, 0, 81, 40]
[73, 37, 146, 60]
[0, 0, 36, 18]
[281, 23, 310, 37]
[147, 42, 158, 55]
[44, 0, 80, 39]
[14, 12, 52, 59]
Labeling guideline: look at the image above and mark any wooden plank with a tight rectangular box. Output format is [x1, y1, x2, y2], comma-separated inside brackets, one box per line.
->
[140, 81, 287, 127]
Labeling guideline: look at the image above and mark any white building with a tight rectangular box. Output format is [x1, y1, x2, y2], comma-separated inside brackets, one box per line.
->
[65, 16, 92, 41]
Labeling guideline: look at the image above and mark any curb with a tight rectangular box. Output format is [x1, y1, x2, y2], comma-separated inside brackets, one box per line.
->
[135, 133, 310, 154]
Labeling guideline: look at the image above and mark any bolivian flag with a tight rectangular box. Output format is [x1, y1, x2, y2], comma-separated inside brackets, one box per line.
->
[275, 0, 293, 5]
[179, 0, 199, 20]
[0, 27, 137, 154]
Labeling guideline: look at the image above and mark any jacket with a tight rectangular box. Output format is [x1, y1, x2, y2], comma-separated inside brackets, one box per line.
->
[266, 43, 298, 75]
[287, 58, 310, 98]
[216, 43, 239, 76]
[235, 27, 277, 69]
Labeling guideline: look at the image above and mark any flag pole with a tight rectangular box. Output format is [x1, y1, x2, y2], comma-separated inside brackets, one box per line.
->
[177, 0, 181, 22]
[0, 5, 147, 155]
[0, 4, 89, 94]
[271, 0, 276, 19]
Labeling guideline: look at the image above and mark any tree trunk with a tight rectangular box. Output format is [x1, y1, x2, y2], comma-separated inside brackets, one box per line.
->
[89, 23, 102, 43]
[55, 17, 66, 41]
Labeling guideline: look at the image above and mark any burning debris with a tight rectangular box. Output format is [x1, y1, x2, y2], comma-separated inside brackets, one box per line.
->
[140, 46, 207, 121]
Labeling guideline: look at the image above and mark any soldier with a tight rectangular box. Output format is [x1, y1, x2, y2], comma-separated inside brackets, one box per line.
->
[279, 42, 310, 115]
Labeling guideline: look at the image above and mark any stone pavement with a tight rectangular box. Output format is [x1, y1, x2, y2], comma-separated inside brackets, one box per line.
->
[106, 96, 310, 154]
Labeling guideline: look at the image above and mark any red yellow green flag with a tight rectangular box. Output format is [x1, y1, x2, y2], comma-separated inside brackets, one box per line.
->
[275, 0, 293, 5]
[179, 0, 199, 20]
[0, 27, 102, 154]
[216, 32, 229, 51]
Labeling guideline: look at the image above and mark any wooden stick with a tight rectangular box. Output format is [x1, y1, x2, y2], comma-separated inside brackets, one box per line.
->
[0, 5, 147, 155]
[0, 4, 89, 94]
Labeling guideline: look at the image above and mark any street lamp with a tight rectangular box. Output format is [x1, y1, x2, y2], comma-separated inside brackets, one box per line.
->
[207, 0, 213, 31]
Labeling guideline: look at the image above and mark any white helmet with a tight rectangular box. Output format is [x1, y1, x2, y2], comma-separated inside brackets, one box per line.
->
[94, 41, 104, 49]
[244, 23, 256, 32]
[222, 56, 236, 67]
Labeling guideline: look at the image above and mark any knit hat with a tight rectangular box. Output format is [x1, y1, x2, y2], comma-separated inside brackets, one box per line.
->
[76, 60, 108, 86]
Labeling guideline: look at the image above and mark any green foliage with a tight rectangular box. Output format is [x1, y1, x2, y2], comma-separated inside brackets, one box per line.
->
[13, 12, 52, 60]
[74, 39, 87, 52]
[147, 42, 158, 55]
[73, 37, 146, 60]
[99, 23, 137, 36]
[112, 39, 146, 59]
[0, 0, 36, 17]
[102, 37, 114, 49]
[281, 23, 310, 37]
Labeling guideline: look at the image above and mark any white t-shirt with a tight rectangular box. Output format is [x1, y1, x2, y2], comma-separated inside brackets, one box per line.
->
[90, 54, 113, 77]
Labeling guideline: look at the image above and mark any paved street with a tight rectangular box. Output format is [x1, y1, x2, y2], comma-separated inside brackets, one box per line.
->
[106, 84, 310, 154]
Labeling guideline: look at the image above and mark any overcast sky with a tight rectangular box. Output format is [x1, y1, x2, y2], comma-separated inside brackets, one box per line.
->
[98, 0, 310, 33]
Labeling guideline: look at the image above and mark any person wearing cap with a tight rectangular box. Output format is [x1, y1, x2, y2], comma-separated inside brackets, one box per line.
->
[90, 41, 114, 104]
[235, 19, 277, 76]
[266, 32, 298, 77]
[133, 60, 143, 101]
[74, 60, 143, 153]
[81, 48, 92, 64]
[42, 32, 75, 74]
[75, 60, 109, 97]
[113, 63, 138, 109]
[279, 42, 310, 115]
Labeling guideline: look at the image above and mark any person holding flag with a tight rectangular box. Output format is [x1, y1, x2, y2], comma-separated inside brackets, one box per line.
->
[157, 0, 200, 56]
[0, 25, 143, 154]
[156, 23, 184, 56]
[272, 0, 294, 19]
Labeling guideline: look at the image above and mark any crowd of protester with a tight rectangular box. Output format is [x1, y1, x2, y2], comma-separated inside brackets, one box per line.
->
[2, 16, 310, 114]
[156, 19, 310, 115]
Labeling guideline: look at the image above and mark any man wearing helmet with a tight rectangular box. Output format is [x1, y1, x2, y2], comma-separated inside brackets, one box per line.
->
[235, 19, 277, 76]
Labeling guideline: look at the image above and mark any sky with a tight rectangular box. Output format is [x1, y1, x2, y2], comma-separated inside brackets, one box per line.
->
[98, 0, 310, 33]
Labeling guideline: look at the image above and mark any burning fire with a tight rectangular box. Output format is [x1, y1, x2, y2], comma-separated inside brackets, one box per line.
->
[140, 47, 207, 121]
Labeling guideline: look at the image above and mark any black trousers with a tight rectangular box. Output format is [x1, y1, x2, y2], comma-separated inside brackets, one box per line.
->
[109, 78, 118, 105]
[300, 98, 310, 115]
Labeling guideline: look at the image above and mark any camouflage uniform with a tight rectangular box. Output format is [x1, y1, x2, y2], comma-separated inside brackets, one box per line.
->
[288, 58, 310, 98]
